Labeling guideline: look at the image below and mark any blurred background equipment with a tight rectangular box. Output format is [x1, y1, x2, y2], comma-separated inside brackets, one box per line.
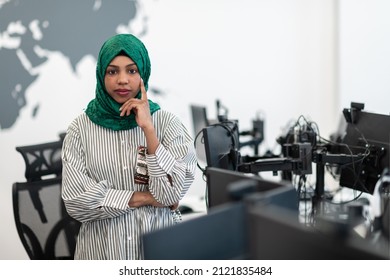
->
[185, 100, 390, 259]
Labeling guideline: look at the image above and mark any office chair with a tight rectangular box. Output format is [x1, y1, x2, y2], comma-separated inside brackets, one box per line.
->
[12, 138, 81, 259]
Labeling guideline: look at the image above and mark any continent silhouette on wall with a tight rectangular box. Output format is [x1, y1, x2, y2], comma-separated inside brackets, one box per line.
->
[0, 0, 141, 129]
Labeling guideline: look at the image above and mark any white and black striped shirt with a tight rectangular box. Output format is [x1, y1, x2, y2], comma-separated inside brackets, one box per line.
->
[61, 110, 197, 259]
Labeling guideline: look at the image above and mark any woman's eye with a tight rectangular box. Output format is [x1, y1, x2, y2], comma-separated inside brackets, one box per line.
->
[128, 69, 138, 74]
[107, 69, 117, 75]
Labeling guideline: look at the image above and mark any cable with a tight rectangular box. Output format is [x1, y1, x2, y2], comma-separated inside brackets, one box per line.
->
[193, 129, 207, 175]
[286, 115, 374, 204]
[317, 126, 371, 200]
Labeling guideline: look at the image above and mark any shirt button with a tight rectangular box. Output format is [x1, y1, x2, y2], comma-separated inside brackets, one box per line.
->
[123, 166, 127, 170]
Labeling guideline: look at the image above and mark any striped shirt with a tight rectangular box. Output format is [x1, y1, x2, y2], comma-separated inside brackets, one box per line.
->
[61, 110, 197, 259]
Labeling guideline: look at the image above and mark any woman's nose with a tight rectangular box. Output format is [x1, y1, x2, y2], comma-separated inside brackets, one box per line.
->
[118, 72, 129, 84]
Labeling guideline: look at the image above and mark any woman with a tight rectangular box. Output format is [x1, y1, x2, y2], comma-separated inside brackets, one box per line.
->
[61, 34, 197, 259]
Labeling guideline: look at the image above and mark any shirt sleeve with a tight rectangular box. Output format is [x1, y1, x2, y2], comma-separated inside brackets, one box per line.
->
[61, 120, 134, 223]
[146, 114, 197, 206]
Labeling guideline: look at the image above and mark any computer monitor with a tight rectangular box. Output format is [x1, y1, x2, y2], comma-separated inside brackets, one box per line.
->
[190, 105, 209, 137]
[190, 104, 221, 164]
[247, 204, 389, 259]
[339, 106, 390, 194]
[202, 121, 240, 171]
[205, 167, 297, 210]
[142, 180, 298, 260]
[143, 202, 249, 260]
[143, 178, 314, 260]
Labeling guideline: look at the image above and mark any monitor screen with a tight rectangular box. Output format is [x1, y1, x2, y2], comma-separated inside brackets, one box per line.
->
[143, 201, 388, 260]
[339, 108, 390, 194]
[205, 167, 297, 210]
[143, 202, 249, 260]
[247, 204, 388, 259]
[202, 121, 240, 171]
[190, 105, 220, 164]
[190, 105, 209, 137]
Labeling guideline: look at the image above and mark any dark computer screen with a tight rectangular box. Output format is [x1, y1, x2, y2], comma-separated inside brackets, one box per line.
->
[143, 202, 249, 260]
[142, 201, 388, 260]
[205, 167, 297, 210]
[339, 108, 390, 194]
[202, 121, 240, 171]
[190, 104, 220, 164]
[247, 204, 388, 259]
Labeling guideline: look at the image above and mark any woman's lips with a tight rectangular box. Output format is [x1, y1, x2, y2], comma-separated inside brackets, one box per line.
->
[115, 89, 130, 96]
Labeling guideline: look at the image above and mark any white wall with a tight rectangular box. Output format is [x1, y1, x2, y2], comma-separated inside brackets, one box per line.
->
[339, 0, 390, 115]
[1, 0, 388, 260]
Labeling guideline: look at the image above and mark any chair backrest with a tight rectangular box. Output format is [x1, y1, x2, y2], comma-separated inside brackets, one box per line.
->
[12, 177, 80, 259]
[15, 140, 63, 182]
[13, 137, 81, 259]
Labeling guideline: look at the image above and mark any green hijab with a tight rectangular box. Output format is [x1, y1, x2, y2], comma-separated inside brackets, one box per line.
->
[85, 34, 160, 130]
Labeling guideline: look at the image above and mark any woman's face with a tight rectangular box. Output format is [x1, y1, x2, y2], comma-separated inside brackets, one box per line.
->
[104, 55, 141, 104]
